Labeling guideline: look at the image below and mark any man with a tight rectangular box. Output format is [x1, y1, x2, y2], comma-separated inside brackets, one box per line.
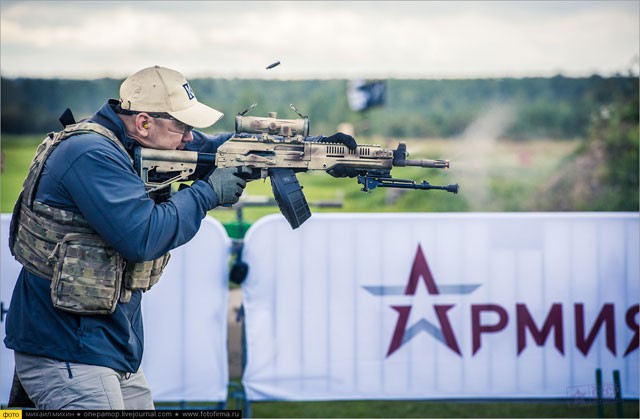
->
[4, 65, 356, 409]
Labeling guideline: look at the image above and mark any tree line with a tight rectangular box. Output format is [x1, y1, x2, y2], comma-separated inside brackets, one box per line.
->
[1, 75, 637, 140]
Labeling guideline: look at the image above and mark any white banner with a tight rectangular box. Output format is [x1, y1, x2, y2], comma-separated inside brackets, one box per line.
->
[141, 216, 231, 402]
[241, 213, 639, 401]
[1, 215, 230, 404]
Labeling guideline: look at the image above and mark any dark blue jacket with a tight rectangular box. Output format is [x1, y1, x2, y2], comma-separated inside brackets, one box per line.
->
[4, 101, 232, 372]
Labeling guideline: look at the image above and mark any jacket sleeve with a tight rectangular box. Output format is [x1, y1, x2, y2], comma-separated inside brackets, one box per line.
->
[185, 130, 233, 153]
[181, 131, 234, 180]
[50, 136, 218, 262]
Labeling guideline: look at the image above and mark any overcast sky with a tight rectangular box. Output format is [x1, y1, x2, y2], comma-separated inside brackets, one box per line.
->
[1, 0, 638, 79]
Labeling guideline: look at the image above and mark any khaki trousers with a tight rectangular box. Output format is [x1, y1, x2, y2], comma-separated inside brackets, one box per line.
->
[14, 352, 154, 410]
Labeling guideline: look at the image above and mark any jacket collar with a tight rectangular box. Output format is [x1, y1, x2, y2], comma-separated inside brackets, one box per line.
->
[88, 100, 139, 153]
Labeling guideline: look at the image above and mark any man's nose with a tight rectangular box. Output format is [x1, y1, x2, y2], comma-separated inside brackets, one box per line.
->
[182, 130, 194, 143]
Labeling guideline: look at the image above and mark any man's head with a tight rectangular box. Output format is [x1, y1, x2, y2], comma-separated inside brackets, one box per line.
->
[116, 65, 224, 149]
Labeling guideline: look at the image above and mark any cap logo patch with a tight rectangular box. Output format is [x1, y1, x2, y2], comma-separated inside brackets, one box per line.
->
[183, 83, 195, 100]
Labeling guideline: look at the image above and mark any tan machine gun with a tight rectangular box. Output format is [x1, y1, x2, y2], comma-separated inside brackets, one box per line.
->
[135, 105, 458, 229]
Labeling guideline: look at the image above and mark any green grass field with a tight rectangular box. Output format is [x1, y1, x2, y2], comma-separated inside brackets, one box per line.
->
[154, 397, 639, 418]
[3, 135, 637, 418]
[246, 399, 639, 418]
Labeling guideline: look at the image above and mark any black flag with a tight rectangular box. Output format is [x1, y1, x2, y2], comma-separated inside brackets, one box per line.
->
[347, 79, 386, 112]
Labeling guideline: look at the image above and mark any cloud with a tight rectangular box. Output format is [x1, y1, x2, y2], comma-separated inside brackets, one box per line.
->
[1, 1, 638, 79]
[1, 4, 201, 49]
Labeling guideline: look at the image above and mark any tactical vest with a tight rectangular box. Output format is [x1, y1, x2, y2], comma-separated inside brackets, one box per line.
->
[9, 122, 170, 315]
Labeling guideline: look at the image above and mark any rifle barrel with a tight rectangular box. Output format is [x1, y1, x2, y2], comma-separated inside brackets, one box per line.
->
[404, 159, 449, 169]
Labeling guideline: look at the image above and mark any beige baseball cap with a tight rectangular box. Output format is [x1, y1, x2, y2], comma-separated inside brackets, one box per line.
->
[119, 65, 223, 128]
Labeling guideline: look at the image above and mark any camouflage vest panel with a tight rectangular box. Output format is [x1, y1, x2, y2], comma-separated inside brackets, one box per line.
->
[9, 122, 170, 313]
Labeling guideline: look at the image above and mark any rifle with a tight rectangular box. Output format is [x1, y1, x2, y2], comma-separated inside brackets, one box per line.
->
[135, 105, 458, 229]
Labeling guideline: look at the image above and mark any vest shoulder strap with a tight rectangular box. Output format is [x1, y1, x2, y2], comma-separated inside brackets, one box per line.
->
[21, 123, 130, 209]
[60, 122, 132, 164]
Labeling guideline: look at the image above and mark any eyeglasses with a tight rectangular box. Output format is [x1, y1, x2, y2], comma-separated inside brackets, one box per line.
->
[117, 107, 193, 135]
[156, 114, 193, 135]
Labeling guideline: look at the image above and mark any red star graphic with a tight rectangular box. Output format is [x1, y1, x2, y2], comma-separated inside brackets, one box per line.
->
[387, 244, 462, 357]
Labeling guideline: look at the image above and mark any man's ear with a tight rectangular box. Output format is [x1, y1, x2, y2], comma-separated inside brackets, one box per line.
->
[135, 113, 152, 137]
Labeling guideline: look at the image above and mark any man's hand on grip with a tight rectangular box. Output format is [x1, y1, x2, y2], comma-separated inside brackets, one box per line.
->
[319, 132, 357, 150]
[207, 167, 251, 206]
